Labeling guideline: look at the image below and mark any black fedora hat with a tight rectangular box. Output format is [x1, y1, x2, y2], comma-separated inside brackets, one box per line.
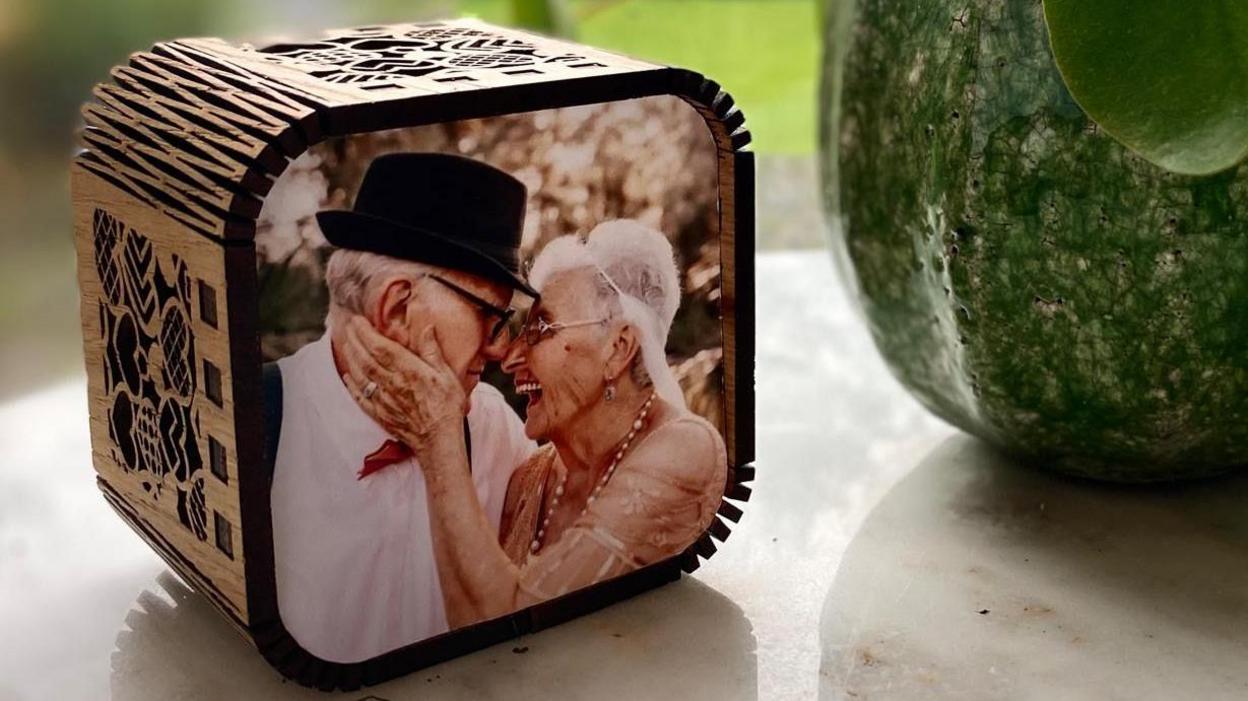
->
[316, 152, 537, 297]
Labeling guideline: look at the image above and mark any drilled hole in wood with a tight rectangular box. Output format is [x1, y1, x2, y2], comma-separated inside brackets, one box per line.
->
[214, 511, 234, 559]
[209, 435, 227, 484]
[204, 359, 223, 406]
[198, 279, 218, 328]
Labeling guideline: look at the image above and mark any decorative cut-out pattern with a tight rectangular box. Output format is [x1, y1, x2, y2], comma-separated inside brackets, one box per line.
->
[93, 208, 209, 541]
[76, 20, 658, 244]
[255, 25, 608, 92]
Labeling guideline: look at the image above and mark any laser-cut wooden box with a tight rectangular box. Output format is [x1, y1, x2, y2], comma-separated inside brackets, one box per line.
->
[73, 19, 754, 690]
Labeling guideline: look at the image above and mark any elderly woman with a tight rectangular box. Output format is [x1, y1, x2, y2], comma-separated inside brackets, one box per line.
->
[337, 219, 727, 629]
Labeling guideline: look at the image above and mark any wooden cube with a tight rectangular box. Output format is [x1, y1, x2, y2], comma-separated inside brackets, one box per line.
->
[73, 19, 754, 689]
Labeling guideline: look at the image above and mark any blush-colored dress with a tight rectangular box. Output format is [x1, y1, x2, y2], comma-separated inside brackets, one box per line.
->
[498, 413, 728, 600]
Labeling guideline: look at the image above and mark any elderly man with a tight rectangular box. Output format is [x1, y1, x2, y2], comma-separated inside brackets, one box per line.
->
[264, 153, 538, 663]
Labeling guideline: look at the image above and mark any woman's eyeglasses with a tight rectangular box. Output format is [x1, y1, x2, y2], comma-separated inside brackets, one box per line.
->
[519, 314, 607, 346]
[422, 274, 515, 343]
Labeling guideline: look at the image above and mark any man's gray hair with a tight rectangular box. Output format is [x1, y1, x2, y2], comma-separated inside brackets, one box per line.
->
[324, 249, 434, 328]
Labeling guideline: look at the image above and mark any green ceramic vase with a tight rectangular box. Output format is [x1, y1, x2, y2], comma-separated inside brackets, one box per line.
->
[822, 0, 1248, 481]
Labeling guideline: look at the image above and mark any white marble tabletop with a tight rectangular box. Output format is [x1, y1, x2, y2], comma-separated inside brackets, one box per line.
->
[821, 435, 1248, 700]
[3, 250, 1242, 700]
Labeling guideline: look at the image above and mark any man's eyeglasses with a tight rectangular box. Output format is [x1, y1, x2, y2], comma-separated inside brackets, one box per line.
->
[422, 274, 515, 343]
[519, 313, 608, 346]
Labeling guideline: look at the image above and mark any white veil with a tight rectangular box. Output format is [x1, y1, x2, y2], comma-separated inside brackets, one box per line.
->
[528, 220, 687, 410]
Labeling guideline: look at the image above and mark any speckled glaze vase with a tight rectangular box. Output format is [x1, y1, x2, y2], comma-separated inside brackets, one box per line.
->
[822, 0, 1248, 481]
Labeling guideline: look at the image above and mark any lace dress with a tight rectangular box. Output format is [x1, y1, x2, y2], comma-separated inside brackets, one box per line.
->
[498, 414, 728, 600]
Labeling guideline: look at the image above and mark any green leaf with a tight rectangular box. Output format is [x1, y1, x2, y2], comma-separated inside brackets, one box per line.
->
[509, 0, 577, 37]
[1043, 0, 1248, 175]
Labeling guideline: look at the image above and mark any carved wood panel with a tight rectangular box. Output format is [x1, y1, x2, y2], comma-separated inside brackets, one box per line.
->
[180, 20, 658, 105]
[75, 168, 248, 626]
[252, 24, 616, 91]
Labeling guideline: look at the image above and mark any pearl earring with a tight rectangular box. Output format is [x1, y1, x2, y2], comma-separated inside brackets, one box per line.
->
[604, 375, 616, 402]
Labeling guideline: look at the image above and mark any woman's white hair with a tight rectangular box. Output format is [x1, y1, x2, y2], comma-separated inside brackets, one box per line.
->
[528, 219, 686, 408]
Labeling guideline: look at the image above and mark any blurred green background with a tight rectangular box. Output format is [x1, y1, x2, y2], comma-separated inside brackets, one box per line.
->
[0, 0, 823, 400]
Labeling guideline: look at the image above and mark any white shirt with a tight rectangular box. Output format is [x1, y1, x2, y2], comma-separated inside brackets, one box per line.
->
[270, 334, 535, 663]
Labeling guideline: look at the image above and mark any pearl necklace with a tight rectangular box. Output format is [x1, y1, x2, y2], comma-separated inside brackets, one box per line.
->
[530, 392, 657, 554]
